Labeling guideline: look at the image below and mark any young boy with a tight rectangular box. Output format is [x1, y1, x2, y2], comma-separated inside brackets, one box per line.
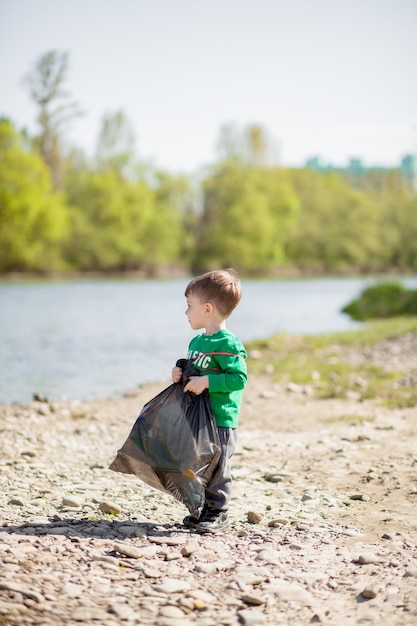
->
[172, 269, 247, 533]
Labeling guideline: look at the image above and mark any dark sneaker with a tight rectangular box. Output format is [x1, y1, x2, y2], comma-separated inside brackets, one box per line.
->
[183, 504, 208, 529]
[183, 514, 200, 528]
[194, 507, 228, 534]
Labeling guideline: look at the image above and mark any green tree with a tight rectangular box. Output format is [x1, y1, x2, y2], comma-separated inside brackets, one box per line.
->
[193, 162, 299, 275]
[64, 168, 156, 271]
[151, 171, 194, 270]
[370, 174, 417, 271]
[216, 123, 277, 167]
[95, 110, 136, 176]
[24, 50, 82, 188]
[0, 118, 69, 272]
[285, 170, 382, 272]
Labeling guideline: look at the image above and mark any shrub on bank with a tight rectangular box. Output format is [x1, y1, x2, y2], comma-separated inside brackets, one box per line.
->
[342, 282, 417, 320]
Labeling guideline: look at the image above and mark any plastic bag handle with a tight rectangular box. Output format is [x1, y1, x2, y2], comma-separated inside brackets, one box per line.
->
[176, 358, 189, 371]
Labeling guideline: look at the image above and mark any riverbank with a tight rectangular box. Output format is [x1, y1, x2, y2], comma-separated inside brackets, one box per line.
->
[1, 267, 415, 283]
[1, 330, 417, 625]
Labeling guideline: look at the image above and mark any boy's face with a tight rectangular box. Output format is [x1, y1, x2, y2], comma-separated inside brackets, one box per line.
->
[185, 294, 209, 330]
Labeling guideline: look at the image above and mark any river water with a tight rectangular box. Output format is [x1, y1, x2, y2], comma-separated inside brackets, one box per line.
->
[1, 276, 416, 405]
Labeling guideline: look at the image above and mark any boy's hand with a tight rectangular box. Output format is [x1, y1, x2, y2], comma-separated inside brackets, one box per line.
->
[172, 366, 182, 383]
[184, 375, 209, 395]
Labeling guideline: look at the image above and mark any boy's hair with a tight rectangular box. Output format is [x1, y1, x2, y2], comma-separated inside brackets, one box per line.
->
[185, 269, 242, 317]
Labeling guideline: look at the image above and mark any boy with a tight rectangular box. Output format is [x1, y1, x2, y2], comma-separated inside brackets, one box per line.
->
[172, 269, 247, 533]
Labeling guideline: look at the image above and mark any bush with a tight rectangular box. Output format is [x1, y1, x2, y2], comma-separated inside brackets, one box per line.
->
[342, 282, 417, 320]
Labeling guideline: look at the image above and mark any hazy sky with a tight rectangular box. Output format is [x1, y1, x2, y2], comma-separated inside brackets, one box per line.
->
[1, 0, 416, 173]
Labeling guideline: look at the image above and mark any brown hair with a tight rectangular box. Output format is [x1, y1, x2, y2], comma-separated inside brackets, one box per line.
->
[185, 269, 242, 317]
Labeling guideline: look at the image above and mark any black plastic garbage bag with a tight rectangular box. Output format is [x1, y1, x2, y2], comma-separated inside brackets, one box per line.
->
[109, 359, 221, 518]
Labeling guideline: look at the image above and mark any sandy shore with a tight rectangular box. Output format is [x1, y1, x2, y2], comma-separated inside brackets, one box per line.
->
[1, 368, 416, 625]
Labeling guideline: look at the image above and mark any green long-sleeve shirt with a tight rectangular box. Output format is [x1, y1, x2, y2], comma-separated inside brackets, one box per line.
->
[186, 329, 247, 428]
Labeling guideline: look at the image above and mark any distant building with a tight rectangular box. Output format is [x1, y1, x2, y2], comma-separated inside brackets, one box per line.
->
[400, 154, 417, 191]
[304, 154, 417, 191]
[346, 158, 365, 184]
[305, 156, 328, 171]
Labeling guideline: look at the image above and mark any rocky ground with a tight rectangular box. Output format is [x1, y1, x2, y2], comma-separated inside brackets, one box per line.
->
[1, 336, 417, 626]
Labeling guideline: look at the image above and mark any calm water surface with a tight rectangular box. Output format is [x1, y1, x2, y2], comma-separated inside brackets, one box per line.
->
[1, 276, 416, 405]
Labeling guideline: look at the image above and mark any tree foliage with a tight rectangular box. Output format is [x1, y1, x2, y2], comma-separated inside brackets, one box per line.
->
[24, 50, 82, 188]
[192, 161, 299, 274]
[217, 122, 277, 167]
[0, 118, 69, 271]
[285, 170, 385, 272]
[95, 110, 136, 175]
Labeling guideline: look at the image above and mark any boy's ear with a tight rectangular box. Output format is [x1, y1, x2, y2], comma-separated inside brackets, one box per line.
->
[205, 302, 214, 315]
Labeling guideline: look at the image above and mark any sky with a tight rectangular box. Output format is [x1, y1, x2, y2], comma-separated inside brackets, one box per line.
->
[1, 0, 416, 173]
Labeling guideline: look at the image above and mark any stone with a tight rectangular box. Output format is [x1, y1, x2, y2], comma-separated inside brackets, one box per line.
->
[264, 473, 283, 483]
[404, 567, 417, 578]
[154, 578, 192, 594]
[194, 562, 217, 574]
[356, 553, 381, 565]
[8, 498, 25, 506]
[62, 582, 84, 597]
[99, 501, 122, 514]
[241, 593, 265, 606]
[72, 607, 111, 621]
[256, 548, 281, 565]
[238, 608, 266, 624]
[62, 496, 83, 507]
[113, 542, 143, 559]
[350, 494, 371, 502]
[270, 580, 313, 604]
[110, 602, 137, 620]
[181, 540, 200, 556]
[268, 518, 289, 527]
[159, 605, 186, 618]
[148, 535, 187, 546]
[247, 511, 263, 524]
[361, 586, 378, 599]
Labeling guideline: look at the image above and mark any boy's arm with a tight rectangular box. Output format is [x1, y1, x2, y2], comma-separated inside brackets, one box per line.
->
[184, 356, 247, 395]
[206, 354, 247, 393]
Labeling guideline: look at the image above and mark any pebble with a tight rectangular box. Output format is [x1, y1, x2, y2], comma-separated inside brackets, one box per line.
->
[350, 493, 371, 502]
[241, 593, 265, 606]
[361, 586, 378, 599]
[256, 548, 282, 565]
[356, 553, 382, 565]
[268, 518, 289, 527]
[155, 578, 192, 594]
[8, 498, 25, 506]
[148, 535, 187, 546]
[113, 542, 143, 559]
[247, 511, 263, 524]
[181, 540, 200, 556]
[404, 568, 417, 578]
[62, 496, 83, 507]
[159, 605, 186, 618]
[238, 608, 267, 625]
[271, 580, 313, 604]
[99, 501, 122, 514]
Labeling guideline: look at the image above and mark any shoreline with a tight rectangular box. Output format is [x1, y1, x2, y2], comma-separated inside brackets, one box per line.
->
[1, 267, 415, 283]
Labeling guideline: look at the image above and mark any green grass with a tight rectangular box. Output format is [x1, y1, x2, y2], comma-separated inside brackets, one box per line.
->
[321, 413, 376, 424]
[246, 317, 417, 407]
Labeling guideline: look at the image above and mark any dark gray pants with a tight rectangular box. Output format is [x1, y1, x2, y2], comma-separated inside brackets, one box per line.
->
[204, 427, 237, 512]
